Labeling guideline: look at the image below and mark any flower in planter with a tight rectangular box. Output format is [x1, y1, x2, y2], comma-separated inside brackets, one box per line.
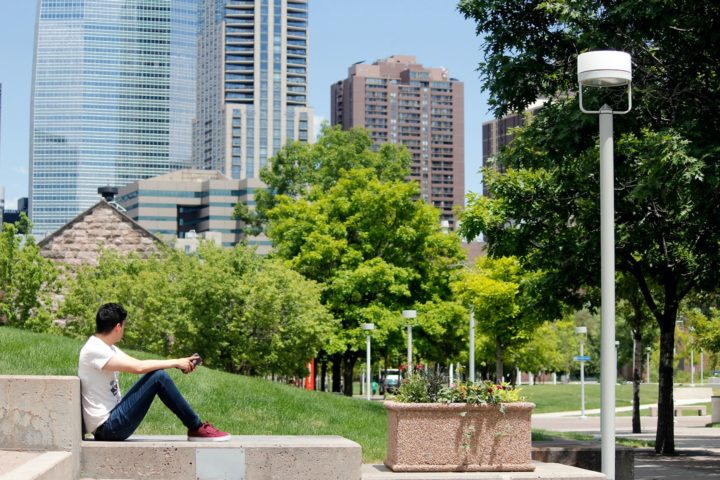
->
[394, 372, 524, 405]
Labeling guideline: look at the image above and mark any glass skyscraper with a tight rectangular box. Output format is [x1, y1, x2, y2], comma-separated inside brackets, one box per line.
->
[29, 0, 198, 236]
[194, 0, 313, 180]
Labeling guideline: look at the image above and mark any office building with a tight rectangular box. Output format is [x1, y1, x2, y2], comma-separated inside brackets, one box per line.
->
[29, 0, 198, 236]
[331, 55, 464, 228]
[194, 0, 313, 180]
[1, 197, 29, 227]
[117, 169, 269, 251]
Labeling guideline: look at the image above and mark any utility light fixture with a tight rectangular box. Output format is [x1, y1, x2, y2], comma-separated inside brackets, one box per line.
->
[577, 49, 633, 480]
[578, 50, 632, 114]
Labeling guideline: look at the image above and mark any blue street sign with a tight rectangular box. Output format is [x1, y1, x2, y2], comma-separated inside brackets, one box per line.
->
[574, 355, 591, 362]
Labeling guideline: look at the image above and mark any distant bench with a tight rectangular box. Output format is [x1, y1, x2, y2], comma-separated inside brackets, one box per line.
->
[648, 405, 707, 417]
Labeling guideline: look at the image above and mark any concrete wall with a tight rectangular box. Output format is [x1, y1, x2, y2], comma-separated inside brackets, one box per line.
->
[0, 376, 82, 478]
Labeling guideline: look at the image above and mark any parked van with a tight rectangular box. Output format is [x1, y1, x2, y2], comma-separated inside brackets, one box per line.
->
[381, 369, 401, 394]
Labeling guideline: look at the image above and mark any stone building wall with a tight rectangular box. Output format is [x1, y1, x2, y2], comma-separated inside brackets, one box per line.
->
[39, 201, 163, 266]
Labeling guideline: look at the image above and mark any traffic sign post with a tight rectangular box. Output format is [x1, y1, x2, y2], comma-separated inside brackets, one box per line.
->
[576, 327, 588, 419]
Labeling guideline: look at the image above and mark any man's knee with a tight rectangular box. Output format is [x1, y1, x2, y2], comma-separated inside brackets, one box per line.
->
[148, 369, 171, 383]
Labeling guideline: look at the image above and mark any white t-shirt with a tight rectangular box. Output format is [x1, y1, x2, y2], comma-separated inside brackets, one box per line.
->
[78, 335, 123, 434]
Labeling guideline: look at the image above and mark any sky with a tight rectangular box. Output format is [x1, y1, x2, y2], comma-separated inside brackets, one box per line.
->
[0, 0, 491, 211]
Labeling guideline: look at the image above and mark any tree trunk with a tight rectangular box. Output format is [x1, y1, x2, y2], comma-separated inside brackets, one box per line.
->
[495, 336, 504, 383]
[655, 308, 677, 454]
[331, 353, 342, 393]
[320, 358, 327, 392]
[632, 329, 643, 434]
[342, 351, 358, 397]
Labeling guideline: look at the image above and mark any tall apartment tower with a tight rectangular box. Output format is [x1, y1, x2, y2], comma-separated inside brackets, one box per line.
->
[29, 0, 198, 236]
[331, 55, 464, 228]
[195, 0, 313, 180]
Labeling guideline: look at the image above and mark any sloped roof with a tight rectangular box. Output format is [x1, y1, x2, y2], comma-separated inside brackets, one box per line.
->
[38, 200, 167, 266]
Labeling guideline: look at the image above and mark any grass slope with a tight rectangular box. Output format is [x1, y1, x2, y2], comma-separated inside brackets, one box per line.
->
[0, 327, 387, 462]
[1, 328, 666, 460]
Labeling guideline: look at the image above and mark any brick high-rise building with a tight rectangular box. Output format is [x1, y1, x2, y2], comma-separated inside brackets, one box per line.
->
[331, 55, 464, 228]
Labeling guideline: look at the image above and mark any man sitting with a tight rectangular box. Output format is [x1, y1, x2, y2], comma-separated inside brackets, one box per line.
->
[78, 303, 230, 442]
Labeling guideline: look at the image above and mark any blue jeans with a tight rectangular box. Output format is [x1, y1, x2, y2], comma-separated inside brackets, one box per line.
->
[93, 370, 202, 441]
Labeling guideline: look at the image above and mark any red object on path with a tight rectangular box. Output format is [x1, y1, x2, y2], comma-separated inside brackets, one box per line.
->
[304, 359, 315, 390]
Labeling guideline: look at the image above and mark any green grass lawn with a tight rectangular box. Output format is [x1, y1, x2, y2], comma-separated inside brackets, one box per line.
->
[0, 327, 667, 461]
[519, 382, 659, 413]
[0, 327, 387, 462]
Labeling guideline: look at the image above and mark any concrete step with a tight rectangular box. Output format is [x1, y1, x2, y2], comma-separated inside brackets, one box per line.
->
[361, 462, 606, 479]
[0, 450, 74, 480]
[81, 435, 362, 480]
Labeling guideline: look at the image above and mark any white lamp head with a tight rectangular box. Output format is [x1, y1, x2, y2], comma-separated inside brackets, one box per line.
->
[361, 323, 375, 331]
[577, 50, 632, 87]
[575, 326, 587, 335]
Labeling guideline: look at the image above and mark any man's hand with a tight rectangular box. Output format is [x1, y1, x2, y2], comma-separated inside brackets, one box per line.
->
[179, 355, 201, 374]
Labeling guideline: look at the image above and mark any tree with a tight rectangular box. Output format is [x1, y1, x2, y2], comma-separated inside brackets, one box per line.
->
[0, 217, 57, 329]
[458, 0, 720, 454]
[60, 243, 337, 377]
[451, 256, 548, 382]
[514, 317, 580, 381]
[266, 129, 464, 395]
[235, 125, 411, 235]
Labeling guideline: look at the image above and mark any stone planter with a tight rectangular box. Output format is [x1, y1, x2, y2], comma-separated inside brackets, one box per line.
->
[384, 401, 535, 472]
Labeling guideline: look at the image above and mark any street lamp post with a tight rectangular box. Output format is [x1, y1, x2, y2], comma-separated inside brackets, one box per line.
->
[402, 310, 417, 374]
[615, 340, 620, 382]
[646, 347, 651, 384]
[578, 50, 632, 480]
[689, 326, 695, 387]
[576, 326, 588, 419]
[469, 305, 475, 383]
[362, 323, 375, 401]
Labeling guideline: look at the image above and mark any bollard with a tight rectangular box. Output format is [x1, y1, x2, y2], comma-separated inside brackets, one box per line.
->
[712, 396, 720, 424]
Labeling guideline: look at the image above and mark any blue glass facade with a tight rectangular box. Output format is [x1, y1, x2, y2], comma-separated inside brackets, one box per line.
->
[194, 0, 312, 180]
[29, 0, 198, 236]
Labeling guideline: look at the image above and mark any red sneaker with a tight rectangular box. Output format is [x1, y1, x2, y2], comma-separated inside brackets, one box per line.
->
[188, 422, 231, 442]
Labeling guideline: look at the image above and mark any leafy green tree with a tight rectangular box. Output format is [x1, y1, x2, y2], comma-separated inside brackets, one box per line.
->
[458, 0, 720, 454]
[60, 243, 336, 377]
[451, 256, 547, 382]
[513, 318, 579, 380]
[235, 125, 412, 235]
[0, 217, 57, 329]
[266, 130, 464, 394]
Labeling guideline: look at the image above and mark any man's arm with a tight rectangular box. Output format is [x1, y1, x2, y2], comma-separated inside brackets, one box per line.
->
[104, 350, 198, 375]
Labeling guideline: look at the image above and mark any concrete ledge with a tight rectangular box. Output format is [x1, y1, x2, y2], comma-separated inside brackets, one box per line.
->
[361, 461, 606, 479]
[0, 375, 82, 478]
[0, 450, 74, 480]
[532, 441, 632, 480]
[82, 435, 362, 480]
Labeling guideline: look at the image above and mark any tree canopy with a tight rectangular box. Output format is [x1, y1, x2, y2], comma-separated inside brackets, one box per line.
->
[59, 243, 336, 378]
[458, 0, 720, 454]
[0, 217, 57, 330]
[265, 127, 465, 394]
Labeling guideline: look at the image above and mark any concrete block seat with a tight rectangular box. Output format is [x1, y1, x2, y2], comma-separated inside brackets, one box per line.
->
[81, 435, 362, 480]
[0, 450, 74, 480]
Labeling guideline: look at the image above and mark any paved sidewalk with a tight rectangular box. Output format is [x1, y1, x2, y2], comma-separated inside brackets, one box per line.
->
[532, 410, 720, 479]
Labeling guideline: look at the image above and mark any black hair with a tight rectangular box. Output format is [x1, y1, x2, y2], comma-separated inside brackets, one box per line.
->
[95, 303, 127, 334]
